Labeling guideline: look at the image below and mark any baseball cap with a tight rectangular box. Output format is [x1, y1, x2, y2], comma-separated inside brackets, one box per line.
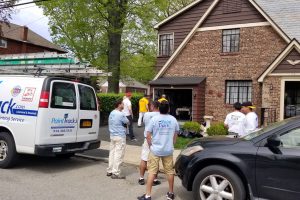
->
[241, 101, 256, 109]
[125, 92, 132, 97]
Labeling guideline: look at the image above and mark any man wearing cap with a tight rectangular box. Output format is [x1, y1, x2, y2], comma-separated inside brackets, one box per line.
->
[123, 92, 136, 141]
[241, 102, 258, 134]
[224, 102, 246, 137]
[158, 94, 168, 103]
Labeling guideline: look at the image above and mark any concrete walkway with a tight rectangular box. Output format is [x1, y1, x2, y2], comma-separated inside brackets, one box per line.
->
[78, 123, 181, 166]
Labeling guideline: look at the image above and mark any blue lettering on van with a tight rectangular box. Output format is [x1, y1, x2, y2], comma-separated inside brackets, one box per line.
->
[51, 117, 78, 124]
[0, 98, 38, 116]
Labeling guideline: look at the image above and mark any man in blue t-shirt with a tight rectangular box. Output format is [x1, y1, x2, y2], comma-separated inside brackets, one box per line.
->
[138, 101, 179, 200]
[107, 99, 129, 179]
[138, 101, 160, 186]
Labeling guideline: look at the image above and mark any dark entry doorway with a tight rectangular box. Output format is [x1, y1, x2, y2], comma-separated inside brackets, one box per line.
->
[285, 81, 300, 118]
[154, 89, 192, 120]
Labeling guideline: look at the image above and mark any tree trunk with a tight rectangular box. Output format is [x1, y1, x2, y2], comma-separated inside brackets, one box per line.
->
[107, 0, 128, 93]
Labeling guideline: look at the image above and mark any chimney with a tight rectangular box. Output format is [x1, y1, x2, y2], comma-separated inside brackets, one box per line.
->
[22, 26, 28, 41]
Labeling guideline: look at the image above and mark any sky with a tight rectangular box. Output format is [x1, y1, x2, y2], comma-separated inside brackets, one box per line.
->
[10, 0, 52, 41]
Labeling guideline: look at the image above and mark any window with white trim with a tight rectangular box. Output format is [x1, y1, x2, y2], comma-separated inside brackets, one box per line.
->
[159, 33, 173, 56]
[226, 81, 252, 104]
[0, 39, 7, 48]
[222, 29, 240, 53]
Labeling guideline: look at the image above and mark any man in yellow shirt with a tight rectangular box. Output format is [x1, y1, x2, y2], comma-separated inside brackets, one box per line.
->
[138, 94, 149, 127]
[158, 94, 168, 103]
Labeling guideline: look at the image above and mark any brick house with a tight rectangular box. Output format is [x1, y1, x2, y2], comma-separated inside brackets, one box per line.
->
[0, 22, 66, 54]
[149, 0, 300, 125]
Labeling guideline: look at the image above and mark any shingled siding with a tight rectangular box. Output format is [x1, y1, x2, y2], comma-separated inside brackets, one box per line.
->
[156, 0, 214, 72]
[202, 0, 266, 27]
[273, 49, 300, 73]
[163, 26, 286, 122]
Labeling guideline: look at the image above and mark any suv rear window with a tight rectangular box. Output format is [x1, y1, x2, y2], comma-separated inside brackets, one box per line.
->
[50, 82, 76, 109]
[79, 85, 97, 110]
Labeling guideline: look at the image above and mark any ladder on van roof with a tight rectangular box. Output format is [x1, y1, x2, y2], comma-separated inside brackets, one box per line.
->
[0, 53, 110, 77]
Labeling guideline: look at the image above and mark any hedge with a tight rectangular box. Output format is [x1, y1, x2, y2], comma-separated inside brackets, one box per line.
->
[206, 122, 228, 136]
[97, 93, 144, 125]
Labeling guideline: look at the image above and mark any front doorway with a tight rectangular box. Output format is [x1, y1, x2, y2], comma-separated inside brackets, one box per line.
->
[284, 81, 300, 118]
[154, 88, 192, 121]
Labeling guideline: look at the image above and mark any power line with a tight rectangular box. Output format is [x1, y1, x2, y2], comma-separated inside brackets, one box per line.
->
[0, 0, 51, 9]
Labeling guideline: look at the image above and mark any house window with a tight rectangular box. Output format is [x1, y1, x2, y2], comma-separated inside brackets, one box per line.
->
[0, 39, 7, 48]
[159, 33, 174, 56]
[226, 81, 252, 104]
[222, 29, 240, 53]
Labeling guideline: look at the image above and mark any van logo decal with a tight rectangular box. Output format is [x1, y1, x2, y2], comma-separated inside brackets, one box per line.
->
[11, 86, 22, 97]
[22, 87, 36, 102]
[50, 114, 78, 134]
[0, 98, 38, 117]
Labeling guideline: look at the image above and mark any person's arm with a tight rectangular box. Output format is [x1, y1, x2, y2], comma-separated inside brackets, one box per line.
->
[173, 132, 178, 145]
[128, 101, 133, 116]
[224, 115, 229, 129]
[146, 131, 152, 146]
[122, 114, 129, 124]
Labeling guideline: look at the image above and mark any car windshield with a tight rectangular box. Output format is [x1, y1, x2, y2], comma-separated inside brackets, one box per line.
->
[243, 117, 296, 140]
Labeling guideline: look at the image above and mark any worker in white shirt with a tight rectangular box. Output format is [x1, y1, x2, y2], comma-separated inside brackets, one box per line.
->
[224, 102, 246, 137]
[241, 101, 258, 134]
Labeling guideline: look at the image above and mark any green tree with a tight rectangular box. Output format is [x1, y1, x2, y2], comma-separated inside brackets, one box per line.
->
[40, 0, 194, 92]
[0, 0, 18, 35]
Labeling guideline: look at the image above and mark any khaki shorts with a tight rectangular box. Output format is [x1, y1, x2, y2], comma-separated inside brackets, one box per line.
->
[147, 152, 174, 175]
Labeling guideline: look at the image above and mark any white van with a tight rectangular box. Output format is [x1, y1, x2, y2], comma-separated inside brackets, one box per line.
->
[0, 75, 100, 168]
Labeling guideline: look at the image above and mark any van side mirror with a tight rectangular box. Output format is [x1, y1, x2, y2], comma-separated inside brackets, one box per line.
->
[267, 135, 281, 148]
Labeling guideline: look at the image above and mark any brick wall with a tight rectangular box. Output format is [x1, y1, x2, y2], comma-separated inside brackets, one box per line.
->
[163, 26, 287, 122]
[262, 76, 281, 124]
[0, 39, 60, 55]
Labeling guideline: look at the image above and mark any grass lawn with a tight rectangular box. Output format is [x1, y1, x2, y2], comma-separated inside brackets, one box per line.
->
[174, 137, 195, 149]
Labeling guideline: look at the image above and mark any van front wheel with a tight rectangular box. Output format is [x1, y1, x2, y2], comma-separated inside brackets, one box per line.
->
[0, 132, 17, 168]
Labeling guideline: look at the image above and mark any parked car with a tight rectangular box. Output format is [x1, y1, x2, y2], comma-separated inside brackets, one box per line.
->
[175, 117, 300, 200]
[0, 75, 100, 168]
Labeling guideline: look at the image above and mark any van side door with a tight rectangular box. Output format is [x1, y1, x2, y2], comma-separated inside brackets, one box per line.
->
[76, 84, 99, 142]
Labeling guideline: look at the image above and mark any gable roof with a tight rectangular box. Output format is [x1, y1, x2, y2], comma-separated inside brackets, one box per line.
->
[255, 0, 300, 41]
[0, 22, 66, 53]
[258, 39, 300, 82]
[154, 0, 294, 80]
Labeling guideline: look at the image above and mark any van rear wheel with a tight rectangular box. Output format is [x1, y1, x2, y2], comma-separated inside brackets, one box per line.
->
[0, 132, 17, 168]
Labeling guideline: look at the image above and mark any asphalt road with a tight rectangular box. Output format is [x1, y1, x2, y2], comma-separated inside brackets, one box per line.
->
[0, 155, 193, 200]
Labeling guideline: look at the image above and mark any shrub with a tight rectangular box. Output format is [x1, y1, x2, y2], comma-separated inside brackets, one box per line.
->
[97, 93, 144, 125]
[206, 122, 228, 136]
[182, 121, 201, 133]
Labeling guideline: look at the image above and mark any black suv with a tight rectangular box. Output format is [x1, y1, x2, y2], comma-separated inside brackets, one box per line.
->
[175, 117, 300, 200]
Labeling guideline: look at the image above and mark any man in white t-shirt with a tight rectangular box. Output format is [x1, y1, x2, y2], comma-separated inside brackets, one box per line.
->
[122, 92, 136, 141]
[241, 101, 258, 134]
[224, 102, 246, 137]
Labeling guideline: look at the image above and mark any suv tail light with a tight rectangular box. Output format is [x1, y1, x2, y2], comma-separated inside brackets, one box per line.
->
[39, 91, 50, 108]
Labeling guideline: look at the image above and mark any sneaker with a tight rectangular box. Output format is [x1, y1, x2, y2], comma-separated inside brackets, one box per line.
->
[166, 192, 175, 200]
[131, 138, 137, 141]
[111, 174, 126, 179]
[106, 172, 112, 177]
[138, 178, 145, 185]
[153, 179, 161, 186]
[137, 194, 151, 200]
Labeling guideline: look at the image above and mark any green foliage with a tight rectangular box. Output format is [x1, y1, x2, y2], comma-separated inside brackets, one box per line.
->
[182, 121, 201, 133]
[174, 137, 194, 149]
[207, 122, 228, 136]
[97, 93, 143, 125]
[39, 0, 194, 84]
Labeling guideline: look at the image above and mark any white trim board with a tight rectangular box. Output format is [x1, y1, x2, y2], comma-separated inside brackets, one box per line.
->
[197, 22, 270, 32]
[258, 40, 300, 82]
[154, 0, 203, 29]
[280, 78, 300, 120]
